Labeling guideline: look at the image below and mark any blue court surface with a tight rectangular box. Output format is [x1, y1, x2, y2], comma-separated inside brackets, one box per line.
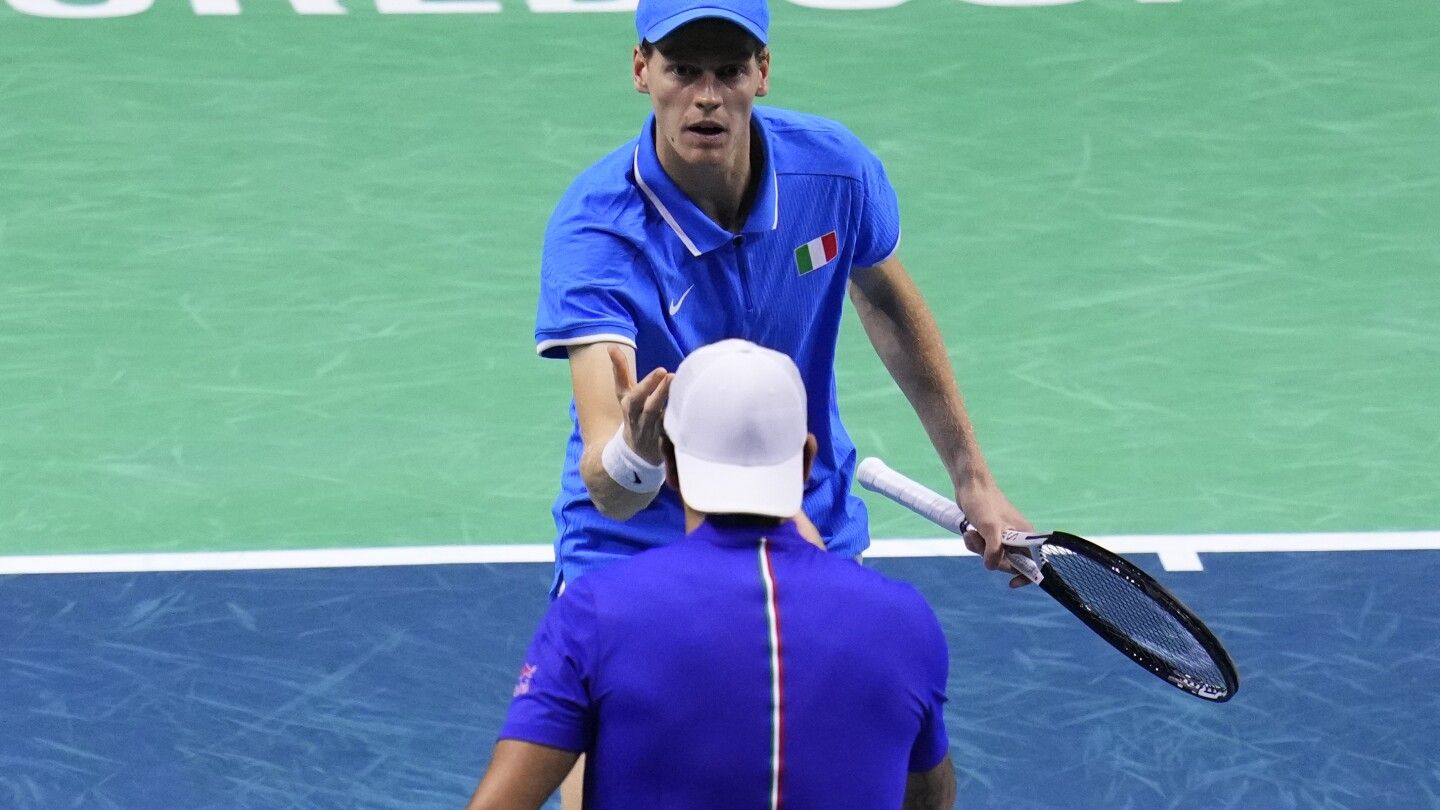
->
[4, 550, 1437, 809]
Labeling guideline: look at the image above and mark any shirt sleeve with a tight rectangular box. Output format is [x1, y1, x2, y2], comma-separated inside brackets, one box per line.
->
[908, 596, 951, 772]
[851, 145, 902, 269]
[498, 579, 600, 752]
[534, 190, 643, 359]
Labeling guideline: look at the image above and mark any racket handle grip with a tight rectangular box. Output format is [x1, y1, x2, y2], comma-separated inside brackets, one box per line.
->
[855, 457, 1045, 584]
[856, 457, 970, 534]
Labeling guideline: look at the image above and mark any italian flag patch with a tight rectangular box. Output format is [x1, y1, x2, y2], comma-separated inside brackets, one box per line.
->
[794, 231, 838, 275]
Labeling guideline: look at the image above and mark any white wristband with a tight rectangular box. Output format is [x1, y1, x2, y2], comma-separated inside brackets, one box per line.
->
[601, 424, 665, 494]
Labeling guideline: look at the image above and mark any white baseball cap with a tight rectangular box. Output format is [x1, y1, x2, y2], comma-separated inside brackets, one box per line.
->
[662, 339, 808, 518]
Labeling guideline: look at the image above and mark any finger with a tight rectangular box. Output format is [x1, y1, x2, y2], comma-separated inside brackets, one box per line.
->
[637, 373, 671, 429]
[1009, 574, 1031, 589]
[627, 368, 667, 419]
[633, 366, 667, 396]
[609, 347, 634, 399]
[993, 551, 1016, 574]
[981, 522, 1005, 570]
[966, 529, 1013, 574]
[642, 372, 672, 415]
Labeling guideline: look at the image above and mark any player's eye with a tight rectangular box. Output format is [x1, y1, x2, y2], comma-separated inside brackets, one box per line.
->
[718, 65, 746, 81]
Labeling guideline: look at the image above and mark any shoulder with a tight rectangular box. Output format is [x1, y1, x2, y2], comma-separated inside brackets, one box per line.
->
[540, 139, 652, 283]
[756, 106, 881, 180]
[864, 574, 947, 670]
[820, 557, 944, 639]
[548, 138, 648, 235]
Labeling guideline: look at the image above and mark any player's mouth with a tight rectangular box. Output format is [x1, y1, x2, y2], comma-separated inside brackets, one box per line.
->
[685, 121, 727, 145]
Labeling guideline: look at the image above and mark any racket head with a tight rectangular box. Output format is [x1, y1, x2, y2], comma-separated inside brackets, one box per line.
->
[1034, 532, 1240, 702]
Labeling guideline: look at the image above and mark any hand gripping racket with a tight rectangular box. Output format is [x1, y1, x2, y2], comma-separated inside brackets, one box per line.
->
[856, 458, 1239, 702]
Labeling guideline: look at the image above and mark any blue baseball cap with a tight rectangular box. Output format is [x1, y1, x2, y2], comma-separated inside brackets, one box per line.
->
[635, 0, 769, 46]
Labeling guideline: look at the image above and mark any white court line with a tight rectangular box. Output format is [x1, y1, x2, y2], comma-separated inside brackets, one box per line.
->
[1, 532, 1438, 576]
[0, 544, 554, 576]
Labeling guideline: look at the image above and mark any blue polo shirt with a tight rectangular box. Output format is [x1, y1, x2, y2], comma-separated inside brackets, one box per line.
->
[535, 106, 902, 590]
[500, 520, 950, 808]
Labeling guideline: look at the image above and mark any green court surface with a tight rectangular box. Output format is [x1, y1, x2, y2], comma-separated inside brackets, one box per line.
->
[2, 0, 1437, 556]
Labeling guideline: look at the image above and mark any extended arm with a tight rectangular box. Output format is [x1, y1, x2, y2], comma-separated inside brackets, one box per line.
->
[850, 256, 1032, 585]
[902, 754, 957, 810]
[465, 739, 579, 810]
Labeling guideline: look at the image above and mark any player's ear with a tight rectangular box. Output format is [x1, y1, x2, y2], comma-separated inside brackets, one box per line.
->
[633, 45, 651, 95]
[755, 48, 770, 97]
[661, 435, 679, 490]
[801, 433, 816, 483]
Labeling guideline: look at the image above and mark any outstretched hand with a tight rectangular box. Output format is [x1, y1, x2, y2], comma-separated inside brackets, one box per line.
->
[608, 346, 672, 465]
[955, 477, 1034, 589]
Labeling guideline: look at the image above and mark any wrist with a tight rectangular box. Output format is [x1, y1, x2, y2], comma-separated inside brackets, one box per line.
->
[948, 461, 994, 492]
[602, 424, 665, 494]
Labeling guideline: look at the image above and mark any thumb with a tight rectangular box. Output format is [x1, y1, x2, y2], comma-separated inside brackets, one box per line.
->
[609, 346, 634, 397]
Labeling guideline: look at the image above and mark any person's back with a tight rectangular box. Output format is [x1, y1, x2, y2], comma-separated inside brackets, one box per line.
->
[467, 339, 956, 810]
[562, 518, 947, 807]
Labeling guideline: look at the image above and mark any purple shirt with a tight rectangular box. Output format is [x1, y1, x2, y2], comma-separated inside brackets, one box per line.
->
[500, 520, 950, 808]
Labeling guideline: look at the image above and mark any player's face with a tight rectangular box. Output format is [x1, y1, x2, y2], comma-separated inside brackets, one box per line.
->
[633, 24, 770, 169]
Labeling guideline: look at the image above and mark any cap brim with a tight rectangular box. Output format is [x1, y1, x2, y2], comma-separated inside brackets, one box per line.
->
[642, 7, 768, 45]
[673, 447, 802, 518]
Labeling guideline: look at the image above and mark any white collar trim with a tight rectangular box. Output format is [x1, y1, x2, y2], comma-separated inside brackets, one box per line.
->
[633, 146, 702, 258]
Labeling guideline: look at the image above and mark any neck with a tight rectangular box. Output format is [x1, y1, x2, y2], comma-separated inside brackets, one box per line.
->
[683, 504, 705, 534]
[685, 508, 787, 535]
[656, 122, 758, 233]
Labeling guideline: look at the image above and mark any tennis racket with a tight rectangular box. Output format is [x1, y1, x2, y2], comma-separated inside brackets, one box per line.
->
[856, 457, 1239, 703]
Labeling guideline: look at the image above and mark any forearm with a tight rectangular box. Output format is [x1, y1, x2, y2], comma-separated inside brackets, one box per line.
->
[850, 266, 993, 489]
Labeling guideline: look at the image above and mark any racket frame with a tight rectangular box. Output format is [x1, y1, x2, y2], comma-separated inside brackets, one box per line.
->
[1035, 531, 1240, 702]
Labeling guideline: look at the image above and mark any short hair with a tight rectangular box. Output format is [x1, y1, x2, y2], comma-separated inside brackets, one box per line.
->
[706, 513, 785, 530]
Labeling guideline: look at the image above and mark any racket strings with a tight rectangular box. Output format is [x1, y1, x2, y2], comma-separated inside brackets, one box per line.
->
[1040, 546, 1228, 692]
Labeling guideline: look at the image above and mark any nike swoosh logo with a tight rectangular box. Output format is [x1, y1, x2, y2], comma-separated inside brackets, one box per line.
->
[668, 285, 695, 316]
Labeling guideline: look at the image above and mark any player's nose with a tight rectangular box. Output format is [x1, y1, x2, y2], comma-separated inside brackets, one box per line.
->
[694, 75, 721, 108]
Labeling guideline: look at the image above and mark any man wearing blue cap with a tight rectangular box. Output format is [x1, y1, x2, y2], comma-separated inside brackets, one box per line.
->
[537, 0, 1033, 593]
[532, 1, 1031, 801]
[467, 340, 957, 810]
